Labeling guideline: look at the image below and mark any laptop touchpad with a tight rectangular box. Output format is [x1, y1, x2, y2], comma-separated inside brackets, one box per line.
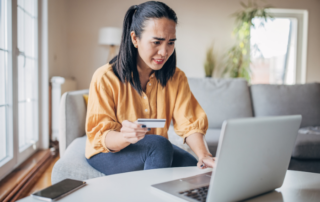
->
[181, 173, 211, 185]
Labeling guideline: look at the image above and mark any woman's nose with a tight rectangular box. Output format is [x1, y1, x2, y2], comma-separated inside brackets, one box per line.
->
[158, 44, 168, 57]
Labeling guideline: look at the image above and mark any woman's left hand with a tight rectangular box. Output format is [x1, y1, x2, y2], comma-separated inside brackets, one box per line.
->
[197, 156, 216, 169]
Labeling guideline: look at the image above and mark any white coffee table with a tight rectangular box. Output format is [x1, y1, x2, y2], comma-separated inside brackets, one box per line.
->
[18, 167, 320, 202]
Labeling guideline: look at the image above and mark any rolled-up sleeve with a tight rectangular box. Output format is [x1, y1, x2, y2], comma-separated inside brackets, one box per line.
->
[172, 72, 208, 143]
[85, 76, 121, 158]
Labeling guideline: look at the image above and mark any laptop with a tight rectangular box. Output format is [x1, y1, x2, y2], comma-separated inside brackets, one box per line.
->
[151, 115, 302, 202]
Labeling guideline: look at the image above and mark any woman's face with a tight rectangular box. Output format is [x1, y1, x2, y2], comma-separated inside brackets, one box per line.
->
[131, 17, 176, 71]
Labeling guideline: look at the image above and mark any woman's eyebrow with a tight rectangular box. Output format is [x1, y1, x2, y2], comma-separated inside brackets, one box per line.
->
[152, 37, 177, 41]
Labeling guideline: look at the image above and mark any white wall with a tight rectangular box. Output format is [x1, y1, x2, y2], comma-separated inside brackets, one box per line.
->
[48, 0, 69, 79]
[48, 0, 320, 90]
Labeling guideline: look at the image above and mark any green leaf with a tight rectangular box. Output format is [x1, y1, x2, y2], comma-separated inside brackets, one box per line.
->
[240, 1, 247, 8]
[222, 0, 273, 80]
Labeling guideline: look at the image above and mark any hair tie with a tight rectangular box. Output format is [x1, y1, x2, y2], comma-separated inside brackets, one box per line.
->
[133, 5, 138, 15]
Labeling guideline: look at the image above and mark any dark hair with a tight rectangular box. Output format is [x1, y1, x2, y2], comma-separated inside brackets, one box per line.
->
[109, 1, 178, 95]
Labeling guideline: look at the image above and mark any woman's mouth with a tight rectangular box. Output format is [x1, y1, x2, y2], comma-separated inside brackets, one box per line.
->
[153, 59, 164, 65]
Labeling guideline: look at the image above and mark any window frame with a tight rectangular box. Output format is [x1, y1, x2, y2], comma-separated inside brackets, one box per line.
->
[265, 8, 309, 84]
[0, 0, 49, 181]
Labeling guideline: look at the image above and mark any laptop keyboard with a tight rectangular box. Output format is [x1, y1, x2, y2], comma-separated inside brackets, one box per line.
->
[179, 185, 209, 202]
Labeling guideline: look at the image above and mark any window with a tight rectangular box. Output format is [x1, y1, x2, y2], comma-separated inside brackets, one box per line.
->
[251, 18, 297, 84]
[0, 0, 10, 165]
[0, 0, 48, 181]
[250, 9, 308, 84]
[17, 0, 39, 151]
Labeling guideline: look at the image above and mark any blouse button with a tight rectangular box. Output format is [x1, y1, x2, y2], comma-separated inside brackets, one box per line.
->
[149, 83, 151, 86]
[144, 96, 147, 99]
[145, 109, 148, 112]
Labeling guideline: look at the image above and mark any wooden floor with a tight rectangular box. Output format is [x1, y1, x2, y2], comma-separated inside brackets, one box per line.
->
[0, 150, 58, 201]
[25, 155, 60, 196]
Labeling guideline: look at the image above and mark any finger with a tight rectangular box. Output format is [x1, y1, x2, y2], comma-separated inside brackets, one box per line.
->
[136, 132, 146, 138]
[197, 161, 205, 169]
[120, 127, 135, 133]
[138, 135, 145, 141]
[128, 138, 140, 144]
[127, 133, 145, 143]
[122, 132, 138, 139]
[203, 159, 216, 168]
[122, 120, 142, 129]
[134, 120, 150, 129]
[123, 132, 146, 139]
[124, 135, 140, 143]
[121, 127, 148, 133]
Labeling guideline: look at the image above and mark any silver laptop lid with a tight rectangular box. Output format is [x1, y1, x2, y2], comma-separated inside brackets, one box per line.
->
[207, 115, 301, 202]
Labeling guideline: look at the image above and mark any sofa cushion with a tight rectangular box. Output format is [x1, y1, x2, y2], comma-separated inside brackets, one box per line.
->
[289, 158, 320, 173]
[167, 126, 197, 158]
[292, 127, 320, 159]
[204, 129, 221, 157]
[250, 83, 320, 128]
[52, 136, 105, 184]
[188, 78, 253, 129]
[168, 125, 221, 157]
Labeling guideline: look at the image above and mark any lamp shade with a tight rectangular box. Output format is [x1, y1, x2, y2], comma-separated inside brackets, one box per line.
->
[99, 27, 122, 46]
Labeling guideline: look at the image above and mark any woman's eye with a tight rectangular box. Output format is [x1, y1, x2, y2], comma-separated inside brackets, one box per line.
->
[153, 41, 174, 45]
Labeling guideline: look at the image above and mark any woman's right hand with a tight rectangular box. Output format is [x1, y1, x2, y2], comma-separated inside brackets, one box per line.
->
[120, 120, 150, 144]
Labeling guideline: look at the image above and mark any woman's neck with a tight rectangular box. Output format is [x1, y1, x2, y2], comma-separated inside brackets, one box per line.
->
[137, 57, 154, 79]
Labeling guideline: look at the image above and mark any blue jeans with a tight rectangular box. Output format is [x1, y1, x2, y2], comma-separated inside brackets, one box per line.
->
[87, 135, 198, 175]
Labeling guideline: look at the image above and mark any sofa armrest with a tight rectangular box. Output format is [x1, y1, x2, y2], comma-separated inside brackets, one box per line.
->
[59, 89, 89, 156]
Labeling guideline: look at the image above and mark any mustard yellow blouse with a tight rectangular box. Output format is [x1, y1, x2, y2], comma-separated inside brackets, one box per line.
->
[85, 63, 208, 159]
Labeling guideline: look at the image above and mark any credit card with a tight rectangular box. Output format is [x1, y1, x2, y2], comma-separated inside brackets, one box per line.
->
[137, 119, 166, 128]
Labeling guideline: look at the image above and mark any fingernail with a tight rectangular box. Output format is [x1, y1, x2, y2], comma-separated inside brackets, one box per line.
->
[142, 125, 146, 128]
[200, 163, 204, 168]
[148, 128, 151, 131]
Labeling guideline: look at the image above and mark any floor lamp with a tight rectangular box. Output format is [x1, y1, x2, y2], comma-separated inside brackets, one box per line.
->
[99, 27, 122, 63]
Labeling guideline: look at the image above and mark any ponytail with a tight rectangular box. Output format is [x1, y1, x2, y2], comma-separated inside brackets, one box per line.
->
[112, 5, 137, 84]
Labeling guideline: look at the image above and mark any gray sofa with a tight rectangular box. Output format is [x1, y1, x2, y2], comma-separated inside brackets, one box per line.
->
[51, 78, 320, 184]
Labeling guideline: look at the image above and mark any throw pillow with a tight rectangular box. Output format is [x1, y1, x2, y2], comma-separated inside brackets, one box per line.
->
[83, 94, 88, 106]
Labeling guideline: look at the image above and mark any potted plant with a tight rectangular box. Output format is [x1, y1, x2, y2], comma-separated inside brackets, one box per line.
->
[204, 45, 216, 77]
[222, 0, 273, 82]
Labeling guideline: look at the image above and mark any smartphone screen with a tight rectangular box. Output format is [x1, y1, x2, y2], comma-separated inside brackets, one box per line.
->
[32, 179, 85, 200]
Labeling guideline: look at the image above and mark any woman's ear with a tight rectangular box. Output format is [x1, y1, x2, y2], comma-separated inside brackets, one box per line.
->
[130, 31, 138, 48]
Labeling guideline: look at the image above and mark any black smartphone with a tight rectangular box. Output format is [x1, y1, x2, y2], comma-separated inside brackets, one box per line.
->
[31, 179, 86, 201]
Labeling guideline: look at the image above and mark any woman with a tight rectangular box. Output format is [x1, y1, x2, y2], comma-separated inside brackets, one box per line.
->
[85, 1, 216, 175]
